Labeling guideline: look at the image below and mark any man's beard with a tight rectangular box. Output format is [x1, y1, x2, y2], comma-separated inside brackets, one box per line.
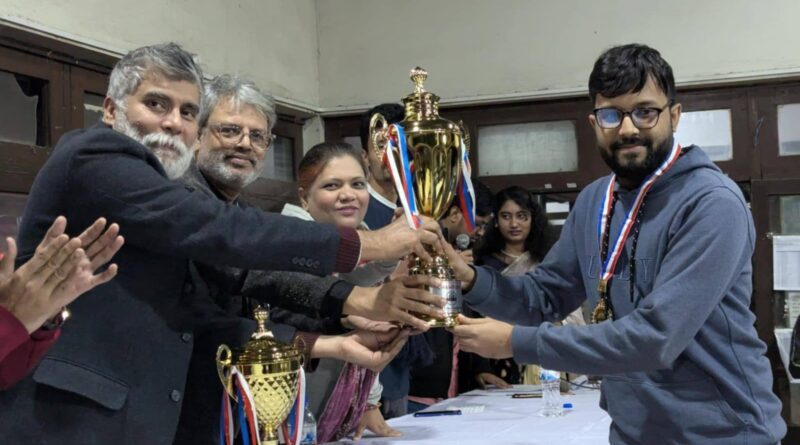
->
[113, 111, 193, 179]
[599, 133, 674, 186]
[196, 148, 261, 191]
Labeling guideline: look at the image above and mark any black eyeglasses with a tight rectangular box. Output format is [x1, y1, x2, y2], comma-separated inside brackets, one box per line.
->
[210, 123, 275, 150]
[593, 101, 673, 130]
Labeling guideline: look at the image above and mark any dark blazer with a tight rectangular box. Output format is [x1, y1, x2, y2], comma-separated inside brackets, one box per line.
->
[173, 162, 353, 445]
[0, 124, 358, 445]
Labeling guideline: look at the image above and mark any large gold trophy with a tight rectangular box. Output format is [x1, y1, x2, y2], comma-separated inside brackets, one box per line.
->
[370, 67, 470, 328]
[216, 306, 303, 445]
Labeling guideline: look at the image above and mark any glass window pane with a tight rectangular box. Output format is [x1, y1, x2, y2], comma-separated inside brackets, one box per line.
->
[778, 104, 800, 156]
[84, 93, 105, 128]
[674, 109, 732, 162]
[260, 135, 295, 181]
[478, 120, 578, 176]
[0, 71, 46, 146]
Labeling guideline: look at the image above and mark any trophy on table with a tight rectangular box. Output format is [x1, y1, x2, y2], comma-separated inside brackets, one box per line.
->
[216, 306, 304, 445]
[369, 67, 476, 328]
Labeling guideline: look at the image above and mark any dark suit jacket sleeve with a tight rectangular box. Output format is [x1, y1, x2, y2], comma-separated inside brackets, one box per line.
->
[0, 307, 59, 390]
[65, 128, 359, 274]
[241, 270, 354, 319]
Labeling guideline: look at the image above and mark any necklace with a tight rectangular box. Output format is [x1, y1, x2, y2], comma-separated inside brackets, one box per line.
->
[500, 249, 521, 259]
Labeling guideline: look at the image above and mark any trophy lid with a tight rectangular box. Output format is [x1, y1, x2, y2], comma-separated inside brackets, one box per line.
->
[402, 67, 442, 121]
[234, 306, 303, 366]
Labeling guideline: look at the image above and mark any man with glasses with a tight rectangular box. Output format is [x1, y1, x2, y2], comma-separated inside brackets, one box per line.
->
[175, 75, 426, 443]
[447, 44, 785, 444]
[0, 44, 445, 445]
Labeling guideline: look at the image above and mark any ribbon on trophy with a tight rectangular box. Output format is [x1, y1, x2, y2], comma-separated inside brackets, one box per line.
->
[383, 124, 421, 229]
[279, 366, 306, 445]
[457, 137, 476, 233]
[220, 366, 306, 445]
[383, 123, 476, 232]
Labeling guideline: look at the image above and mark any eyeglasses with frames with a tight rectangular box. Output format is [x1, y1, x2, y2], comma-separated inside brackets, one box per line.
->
[593, 101, 673, 130]
[210, 123, 275, 149]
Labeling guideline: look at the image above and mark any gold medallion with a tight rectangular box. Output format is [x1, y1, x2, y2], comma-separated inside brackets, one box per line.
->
[591, 298, 612, 323]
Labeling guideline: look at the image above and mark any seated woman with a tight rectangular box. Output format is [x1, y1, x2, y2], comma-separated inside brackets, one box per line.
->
[474, 186, 585, 384]
[279, 142, 402, 441]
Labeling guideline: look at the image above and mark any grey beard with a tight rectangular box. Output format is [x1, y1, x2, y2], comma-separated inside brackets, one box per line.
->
[196, 149, 261, 191]
[113, 111, 193, 179]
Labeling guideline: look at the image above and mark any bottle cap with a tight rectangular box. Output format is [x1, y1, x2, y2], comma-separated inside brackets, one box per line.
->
[562, 403, 573, 409]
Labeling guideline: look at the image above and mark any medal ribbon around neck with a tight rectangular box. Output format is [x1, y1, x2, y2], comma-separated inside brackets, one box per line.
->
[596, 141, 682, 293]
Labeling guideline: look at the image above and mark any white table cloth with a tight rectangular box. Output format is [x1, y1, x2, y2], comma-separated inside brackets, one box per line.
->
[328, 385, 611, 444]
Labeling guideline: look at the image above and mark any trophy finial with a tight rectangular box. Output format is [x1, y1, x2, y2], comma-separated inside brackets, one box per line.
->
[253, 305, 273, 338]
[410, 67, 427, 93]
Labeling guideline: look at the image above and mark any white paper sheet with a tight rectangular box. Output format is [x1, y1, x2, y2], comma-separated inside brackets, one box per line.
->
[774, 235, 800, 291]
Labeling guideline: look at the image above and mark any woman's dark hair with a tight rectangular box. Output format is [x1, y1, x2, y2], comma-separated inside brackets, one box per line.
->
[474, 186, 553, 264]
[297, 142, 368, 190]
[588, 43, 675, 104]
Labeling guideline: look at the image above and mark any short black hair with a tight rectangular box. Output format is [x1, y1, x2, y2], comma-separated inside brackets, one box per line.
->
[473, 179, 493, 217]
[588, 44, 676, 104]
[359, 103, 405, 150]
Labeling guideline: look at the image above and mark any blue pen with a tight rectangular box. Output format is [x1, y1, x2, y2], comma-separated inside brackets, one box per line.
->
[413, 409, 462, 417]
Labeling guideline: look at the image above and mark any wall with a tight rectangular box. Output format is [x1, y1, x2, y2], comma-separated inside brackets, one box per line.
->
[317, 0, 800, 112]
[0, 0, 321, 111]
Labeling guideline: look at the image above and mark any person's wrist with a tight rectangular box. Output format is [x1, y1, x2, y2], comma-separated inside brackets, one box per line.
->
[461, 266, 477, 291]
[342, 286, 376, 318]
[310, 335, 336, 359]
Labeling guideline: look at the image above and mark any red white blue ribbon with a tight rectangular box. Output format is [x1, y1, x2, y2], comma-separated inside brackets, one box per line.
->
[280, 366, 306, 445]
[596, 141, 682, 292]
[383, 124, 421, 229]
[457, 137, 476, 233]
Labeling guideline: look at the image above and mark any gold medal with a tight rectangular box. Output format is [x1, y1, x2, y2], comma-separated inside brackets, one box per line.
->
[591, 298, 612, 323]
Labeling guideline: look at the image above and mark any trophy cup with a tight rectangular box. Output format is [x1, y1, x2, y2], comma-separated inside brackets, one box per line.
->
[369, 67, 472, 328]
[216, 306, 303, 445]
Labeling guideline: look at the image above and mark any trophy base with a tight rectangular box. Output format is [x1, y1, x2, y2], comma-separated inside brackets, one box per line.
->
[422, 278, 462, 328]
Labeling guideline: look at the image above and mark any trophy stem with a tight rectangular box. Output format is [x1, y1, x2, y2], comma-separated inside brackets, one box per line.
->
[261, 426, 279, 445]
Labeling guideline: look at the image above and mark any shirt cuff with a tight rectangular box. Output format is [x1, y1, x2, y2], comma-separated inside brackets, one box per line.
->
[511, 325, 541, 365]
[0, 306, 29, 355]
[334, 228, 361, 273]
[320, 280, 355, 319]
[463, 266, 494, 308]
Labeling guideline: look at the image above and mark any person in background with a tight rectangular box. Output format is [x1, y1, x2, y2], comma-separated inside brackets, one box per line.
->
[474, 186, 584, 384]
[0, 216, 122, 389]
[281, 141, 405, 441]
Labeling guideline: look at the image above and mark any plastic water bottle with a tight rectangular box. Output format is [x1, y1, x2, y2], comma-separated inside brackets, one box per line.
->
[299, 404, 317, 445]
[540, 368, 563, 417]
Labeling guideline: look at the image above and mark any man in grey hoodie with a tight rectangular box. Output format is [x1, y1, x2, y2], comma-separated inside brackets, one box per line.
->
[449, 44, 786, 444]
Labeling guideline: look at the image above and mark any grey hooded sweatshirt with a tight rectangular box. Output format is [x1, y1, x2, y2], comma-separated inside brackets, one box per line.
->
[465, 146, 785, 444]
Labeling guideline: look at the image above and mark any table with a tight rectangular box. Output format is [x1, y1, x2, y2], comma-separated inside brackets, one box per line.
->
[328, 385, 611, 444]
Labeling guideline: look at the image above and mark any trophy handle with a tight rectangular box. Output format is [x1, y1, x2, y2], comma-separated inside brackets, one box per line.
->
[457, 120, 471, 154]
[369, 113, 390, 159]
[216, 344, 236, 399]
